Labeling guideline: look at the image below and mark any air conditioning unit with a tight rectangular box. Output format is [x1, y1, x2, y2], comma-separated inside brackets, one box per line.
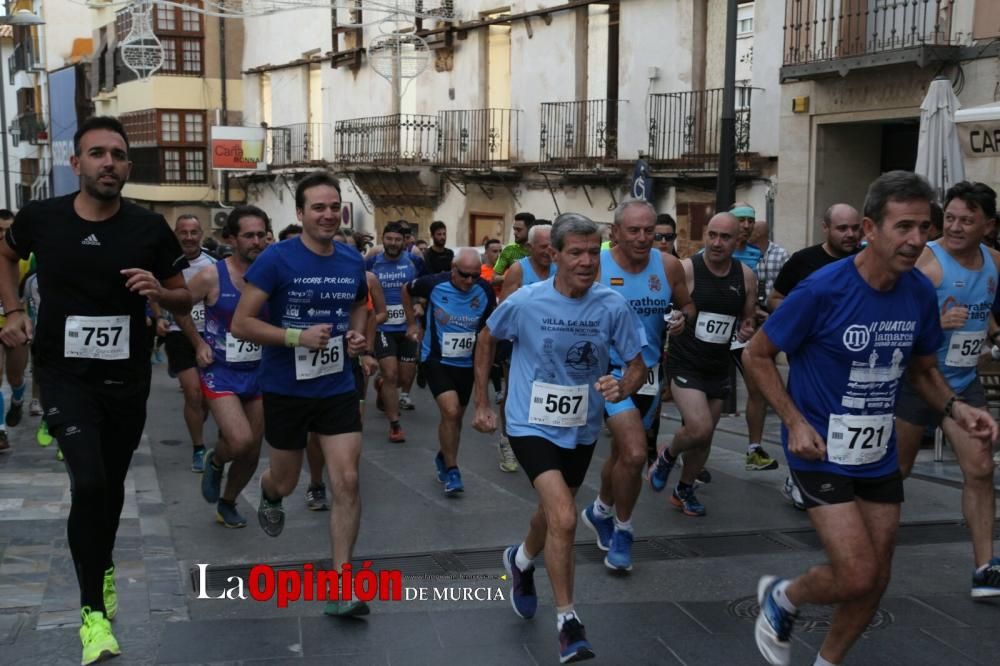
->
[210, 208, 230, 230]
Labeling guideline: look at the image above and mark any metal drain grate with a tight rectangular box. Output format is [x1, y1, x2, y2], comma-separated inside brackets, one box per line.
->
[728, 594, 894, 632]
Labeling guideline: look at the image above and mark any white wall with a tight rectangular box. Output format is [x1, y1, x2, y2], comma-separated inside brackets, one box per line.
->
[749, 0, 781, 157]
[41, 0, 92, 70]
[241, 7, 329, 71]
[620, 0, 695, 160]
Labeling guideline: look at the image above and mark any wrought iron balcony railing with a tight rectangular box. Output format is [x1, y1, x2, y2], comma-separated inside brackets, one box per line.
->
[12, 113, 48, 146]
[7, 42, 28, 78]
[266, 123, 331, 167]
[435, 108, 520, 168]
[539, 99, 623, 167]
[647, 88, 753, 173]
[335, 114, 438, 166]
[783, 0, 960, 67]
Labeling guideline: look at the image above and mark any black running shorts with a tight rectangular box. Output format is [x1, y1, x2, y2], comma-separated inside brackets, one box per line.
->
[164, 331, 198, 375]
[789, 469, 904, 509]
[668, 366, 730, 400]
[375, 330, 418, 364]
[263, 391, 361, 450]
[422, 360, 474, 406]
[895, 377, 986, 428]
[508, 436, 596, 488]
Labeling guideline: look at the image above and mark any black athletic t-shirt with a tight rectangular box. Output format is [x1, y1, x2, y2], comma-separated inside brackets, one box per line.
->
[6, 193, 187, 382]
[424, 246, 454, 274]
[771, 244, 847, 297]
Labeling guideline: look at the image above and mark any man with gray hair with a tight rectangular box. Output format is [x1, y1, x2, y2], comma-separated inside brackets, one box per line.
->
[582, 199, 693, 573]
[496, 223, 554, 473]
[473, 213, 645, 664]
[403, 247, 496, 496]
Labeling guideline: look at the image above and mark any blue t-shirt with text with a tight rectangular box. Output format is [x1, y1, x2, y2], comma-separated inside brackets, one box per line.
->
[244, 237, 367, 398]
[763, 257, 942, 477]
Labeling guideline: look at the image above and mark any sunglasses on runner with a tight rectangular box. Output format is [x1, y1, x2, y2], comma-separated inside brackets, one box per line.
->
[455, 268, 479, 279]
[654, 233, 676, 241]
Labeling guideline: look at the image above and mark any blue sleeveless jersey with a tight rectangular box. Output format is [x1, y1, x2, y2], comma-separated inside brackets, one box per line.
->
[366, 251, 419, 333]
[518, 256, 555, 285]
[599, 248, 669, 367]
[203, 259, 264, 372]
[930, 241, 998, 391]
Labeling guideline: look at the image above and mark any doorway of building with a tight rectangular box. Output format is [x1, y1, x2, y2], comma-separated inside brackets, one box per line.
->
[470, 213, 505, 249]
[813, 117, 919, 242]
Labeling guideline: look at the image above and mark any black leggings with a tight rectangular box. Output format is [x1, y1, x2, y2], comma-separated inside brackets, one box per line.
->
[38, 367, 149, 612]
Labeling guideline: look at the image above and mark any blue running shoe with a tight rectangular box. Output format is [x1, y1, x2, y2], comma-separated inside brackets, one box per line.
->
[434, 452, 447, 483]
[972, 557, 1000, 598]
[558, 617, 595, 663]
[191, 447, 206, 473]
[755, 576, 796, 666]
[216, 500, 247, 528]
[647, 451, 674, 492]
[503, 545, 537, 619]
[671, 485, 706, 517]
[201, 449, 223, 503]
[580, 505, 613, 551]
[604, 529, 633, 572]
[444, 468, 464, 496]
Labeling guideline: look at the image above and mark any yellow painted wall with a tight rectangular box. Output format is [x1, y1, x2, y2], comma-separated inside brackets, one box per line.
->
[123, 182, 245, 203]
[111, 76, 244, 116]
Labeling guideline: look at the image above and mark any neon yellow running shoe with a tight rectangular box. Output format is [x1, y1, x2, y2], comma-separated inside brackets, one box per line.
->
[79, 606, 120, 665]
[57, 447, 64, 461]
[103, 567, 117, 620]
[37, 420, 53, 447]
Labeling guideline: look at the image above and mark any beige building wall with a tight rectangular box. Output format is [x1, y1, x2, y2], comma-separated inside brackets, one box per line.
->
[774, 63, 987, 253]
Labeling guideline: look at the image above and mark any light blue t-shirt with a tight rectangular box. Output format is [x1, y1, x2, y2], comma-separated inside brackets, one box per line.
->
[733, 243, 763, 273]
[518, 256, 555, 285]
[488, 280, 643, 449]
[763, 257, 942, 478]
[928, 241, 997, 391]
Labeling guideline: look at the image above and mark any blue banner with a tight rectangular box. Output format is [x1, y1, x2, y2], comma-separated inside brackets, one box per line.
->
[49, 66, 78, 196]
[630, 159, 654, 202]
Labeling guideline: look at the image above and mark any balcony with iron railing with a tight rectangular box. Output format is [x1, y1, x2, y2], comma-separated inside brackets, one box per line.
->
[334, 114, 438, 166]
[781, 0, 966, 80]
[7, 42, 28, 78]
[647, 88, 754, 174]
[10, 113, 48, 147]
[266, 123, 331, 168]
[539, 99, 624, 169]
[435, 108, 520, 169]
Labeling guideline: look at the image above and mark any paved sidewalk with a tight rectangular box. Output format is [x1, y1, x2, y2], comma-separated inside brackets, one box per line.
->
[1, 368, 998, 665]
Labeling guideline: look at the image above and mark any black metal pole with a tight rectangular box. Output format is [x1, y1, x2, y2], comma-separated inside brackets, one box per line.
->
[719, 0, 738, 416]
[715, 0, 738, 215]
[219, 14, 229, 204]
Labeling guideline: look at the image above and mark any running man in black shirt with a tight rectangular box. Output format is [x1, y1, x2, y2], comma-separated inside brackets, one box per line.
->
[424, 220, 455, 274]
[0, 116, 191, 665]
[767, 204, 861, 312]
